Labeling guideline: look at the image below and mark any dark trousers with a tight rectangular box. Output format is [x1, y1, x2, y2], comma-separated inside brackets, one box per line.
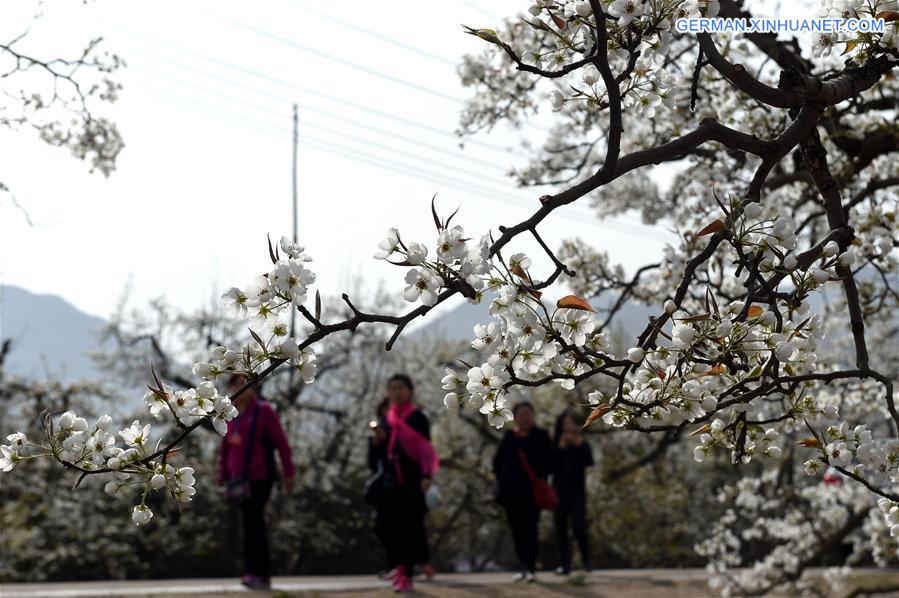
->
[554, 494, 590, 572]
[239, 480, 274, 578]
[418, 521, 431, 564]
[375, 487, 426, 576]
[504, 501, 540, 573]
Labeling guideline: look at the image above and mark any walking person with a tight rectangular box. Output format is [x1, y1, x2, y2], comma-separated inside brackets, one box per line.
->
[493, 401, 553, 583]
[367, 374, 439, 593]
[368, 397, 436, 582]
[551, 410, 594, 575]
[219, 374, 296, 590]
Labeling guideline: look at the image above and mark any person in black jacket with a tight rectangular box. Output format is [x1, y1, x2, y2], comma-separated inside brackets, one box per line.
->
[367, 374, 438, 593]
[493, 401, 553, 583]
[551, 410, 594, 575]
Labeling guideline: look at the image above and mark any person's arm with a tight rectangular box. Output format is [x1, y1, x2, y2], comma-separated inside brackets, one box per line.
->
[581, 441, 594, 467]
[265, 406, 296, 489]
[549, 444, 562, 478]
[367, 434, 382, 472]
[537, 430, 554, 479]
[493, 432, 509, 475]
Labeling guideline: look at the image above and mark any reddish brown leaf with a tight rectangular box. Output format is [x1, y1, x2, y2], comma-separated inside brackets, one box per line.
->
[557, 294, 595, 312]
[798, 437, 821, 449]
[694, 219, 726, 237]
[583, 404, 611, 428]
[702, 364, 727, 376]
[550, 13, 567, 29]
[875, 10, 899, 21]
[524, 286, 543, 301]
[747, 305, 764, 318]
[841, 40, 858, 55]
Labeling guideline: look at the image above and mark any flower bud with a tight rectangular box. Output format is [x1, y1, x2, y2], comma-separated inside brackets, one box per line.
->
[132, 505, 153, 526]
[150, 473, 167, 490]
[582, 64, 599, 85]
[58, 411, 76, 430]
[626, 347, 645, 363]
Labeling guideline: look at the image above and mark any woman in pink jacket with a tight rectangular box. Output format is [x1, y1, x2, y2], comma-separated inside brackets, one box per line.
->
[219, 375, 295, 590]
[367, 374, 439, 593]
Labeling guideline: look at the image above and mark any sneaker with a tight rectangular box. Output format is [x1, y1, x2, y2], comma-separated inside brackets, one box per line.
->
[381, 567, 401, 580]
[422, 563, 436, 580]
[240, 575, 271, 590]
[393, 572, 413, 593]
[525, 571, 536, 584]
[513, 571, 528, 583]
[555, 566, 570, 576]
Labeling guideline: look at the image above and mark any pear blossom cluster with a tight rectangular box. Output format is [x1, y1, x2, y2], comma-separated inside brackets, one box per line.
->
[209, 236, 319, 384]
[222, 237, 316, 322]
[0, 236, 322, 524]
[803, 423, 899, 487]
[697, 469, 886, 596]
[142, 381, 239, 435]
[596, 294, 821, 444]
[459, 0, 722, 138]
[810, 0, 899, 59]
[374, 222, 492, 306]
[1, 411, 199, 526]
[439, 253, 614, 428]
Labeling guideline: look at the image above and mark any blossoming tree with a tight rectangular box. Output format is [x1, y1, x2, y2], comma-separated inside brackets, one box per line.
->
[0, 5, 124, 185]
[2, 0, 898, 590]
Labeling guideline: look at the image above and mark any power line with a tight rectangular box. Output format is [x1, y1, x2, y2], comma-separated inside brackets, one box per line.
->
[134, 83, 564, 213]
[287, 1, 458, 67]
[218, 16, 552, 135]
[458, 0, 504, 21]
[222, 18, 463, 105]
[115, 31, 521, 157]
[130, 61, 520, 179]
[114, 35, 670, 240]
[131, 71, 667, 240]
[133, 65, 526, 190]
[134, 68, 661, 240]
[143, 84, 671, 243]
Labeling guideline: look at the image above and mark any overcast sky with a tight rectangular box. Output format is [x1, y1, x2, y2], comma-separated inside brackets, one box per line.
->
[1, 0, 674, 323]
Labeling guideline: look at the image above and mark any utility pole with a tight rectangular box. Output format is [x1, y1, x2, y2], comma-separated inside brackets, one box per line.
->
[291, 103, 299, 244]
[287, 104, 299, 406]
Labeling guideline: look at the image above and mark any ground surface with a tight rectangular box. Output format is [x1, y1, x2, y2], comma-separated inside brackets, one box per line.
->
[2, 569, 898, 597]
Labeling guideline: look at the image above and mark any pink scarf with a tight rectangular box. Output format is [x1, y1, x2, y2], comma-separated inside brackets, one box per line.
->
[387, 401, 439, 483]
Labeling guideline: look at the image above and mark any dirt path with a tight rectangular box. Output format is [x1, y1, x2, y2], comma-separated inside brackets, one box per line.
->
[2, 568, 897, 597]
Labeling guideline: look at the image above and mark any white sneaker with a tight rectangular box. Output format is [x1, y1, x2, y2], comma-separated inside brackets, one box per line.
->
[513, 571, 528, 583]
[525, 571, 536, 583]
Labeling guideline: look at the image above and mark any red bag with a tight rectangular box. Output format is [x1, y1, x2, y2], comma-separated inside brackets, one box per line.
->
[518, 448, 558, 511]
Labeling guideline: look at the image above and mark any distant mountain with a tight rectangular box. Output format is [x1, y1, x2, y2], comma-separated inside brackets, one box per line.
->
[0, 285, 107, 383]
